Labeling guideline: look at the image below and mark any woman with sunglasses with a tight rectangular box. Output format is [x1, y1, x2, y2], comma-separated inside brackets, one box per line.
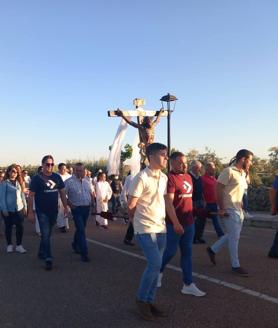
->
[0, 164, 27, 253]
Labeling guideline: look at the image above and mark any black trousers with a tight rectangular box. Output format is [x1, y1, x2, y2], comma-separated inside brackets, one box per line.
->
[194, 216, 206, 241]
[3, 210, 24, 245]
[124, 222, 134, 242]
[193, 200, 205, 241]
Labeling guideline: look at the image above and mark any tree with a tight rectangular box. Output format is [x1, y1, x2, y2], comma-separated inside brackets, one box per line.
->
[186, 147, 223, 176]
[121, 144, 133, 162]
[269, 146, 278, 173]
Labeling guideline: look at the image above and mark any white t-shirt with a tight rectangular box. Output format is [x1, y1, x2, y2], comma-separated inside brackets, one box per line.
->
[217, 166, 247, 212]
[58, 172, 71, 182]
[129, 167, 167, 234]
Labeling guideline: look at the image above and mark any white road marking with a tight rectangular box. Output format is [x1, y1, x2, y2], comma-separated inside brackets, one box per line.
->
[87, 238, 278, 305]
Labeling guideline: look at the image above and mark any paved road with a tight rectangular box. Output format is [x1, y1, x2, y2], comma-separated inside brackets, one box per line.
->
[0, 217, 278, 328]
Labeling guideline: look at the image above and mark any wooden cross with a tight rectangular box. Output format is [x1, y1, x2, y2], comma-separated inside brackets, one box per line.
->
[107, 109, 168, 118]
[107, 100, 168, 168]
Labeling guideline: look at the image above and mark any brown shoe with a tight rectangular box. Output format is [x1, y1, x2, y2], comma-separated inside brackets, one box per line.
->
[232, 267, 249, 277]
[150, 304, 168, 317]
[207, 247, 216, 265]
[135, 299, 154, 321]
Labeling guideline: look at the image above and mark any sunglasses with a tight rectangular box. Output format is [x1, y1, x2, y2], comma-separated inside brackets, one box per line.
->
[10, 170, 18, 174]
[44, 163, 54, 167]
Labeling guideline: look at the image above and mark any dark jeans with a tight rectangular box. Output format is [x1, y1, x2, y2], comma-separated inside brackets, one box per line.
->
[36, 211, 57, 262]
[270, 230, 278, 255]
[111, 194, 121, 215]
[161, 223, 194, 285]
[124, 222, 134, 241]
[206, 203, 224, 237]
[71, 206, 90, 257]
[3, 210, 24, 245]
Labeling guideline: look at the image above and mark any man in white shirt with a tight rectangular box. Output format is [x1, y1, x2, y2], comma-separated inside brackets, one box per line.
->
[128, 143, 183, 321]
[65, 163, 95, 262]
[207, 149, 253, 276]
[57, 163, 71, 232]
[121, 173, 134, 245]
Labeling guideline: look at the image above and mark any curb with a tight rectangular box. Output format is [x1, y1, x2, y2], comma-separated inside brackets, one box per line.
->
[243, 213, 278, 230]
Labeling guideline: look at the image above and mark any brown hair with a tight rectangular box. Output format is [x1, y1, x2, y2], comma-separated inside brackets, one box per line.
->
[41, 155, 54, 164]
[4, 164, 25, 191]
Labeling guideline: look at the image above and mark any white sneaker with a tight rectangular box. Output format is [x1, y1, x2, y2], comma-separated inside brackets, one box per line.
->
[15, 245, 27, 254]
[7, 245, 13, 253]
[157, 273, 163, 288]
[181, 283, 206, 297]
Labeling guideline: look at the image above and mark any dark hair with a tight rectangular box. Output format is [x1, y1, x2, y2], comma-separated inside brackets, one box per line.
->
[229, 149, 254, 166]
[75, 162, 84, 167]
[41, 155, 54, 164]
[170, 151, 185, 161]
[37, 166, 43, 174]
[146, 143, 167, 160]
[97, 171, 106, 181]
[58, 163, 66, 169]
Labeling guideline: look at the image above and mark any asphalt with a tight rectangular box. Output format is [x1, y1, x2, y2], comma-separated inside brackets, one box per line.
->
[0, 216, 278, 328]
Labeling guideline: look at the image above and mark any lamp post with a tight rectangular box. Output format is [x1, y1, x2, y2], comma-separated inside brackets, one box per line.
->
[160, 93, 177, 172]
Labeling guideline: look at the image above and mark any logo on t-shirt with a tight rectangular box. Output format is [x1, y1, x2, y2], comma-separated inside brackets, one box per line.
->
[183, 181, 192, 193]
[46, 180, 56, 190]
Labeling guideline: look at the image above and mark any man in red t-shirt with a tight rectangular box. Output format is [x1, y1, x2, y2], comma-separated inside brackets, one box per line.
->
[158, 152, 206, 297]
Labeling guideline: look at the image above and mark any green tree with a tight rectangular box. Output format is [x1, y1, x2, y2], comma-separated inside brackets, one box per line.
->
[186, 147, 223, 176]
[121, 144, 133, 162]
[269, 146, 278, 173]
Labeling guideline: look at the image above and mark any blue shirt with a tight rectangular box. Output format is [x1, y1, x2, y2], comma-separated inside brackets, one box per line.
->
[273, 176, 278, 207]
[0, 180, 27, 212]
[65, 175, 93, 206]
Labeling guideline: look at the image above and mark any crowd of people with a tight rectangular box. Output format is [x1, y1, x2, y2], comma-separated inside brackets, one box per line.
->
[0, 145, 278, 321]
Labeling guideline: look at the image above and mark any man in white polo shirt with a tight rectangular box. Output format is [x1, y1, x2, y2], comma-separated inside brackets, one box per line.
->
[128, 143, 183, 321]
[65, 163, 95, 262]
[206, 149, 253, 276]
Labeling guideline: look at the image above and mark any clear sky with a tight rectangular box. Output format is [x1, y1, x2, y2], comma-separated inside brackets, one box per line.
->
[0, 0, 277, 166]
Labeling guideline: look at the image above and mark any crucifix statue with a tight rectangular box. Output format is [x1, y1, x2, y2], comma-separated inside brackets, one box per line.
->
[108, 98, 168, 168]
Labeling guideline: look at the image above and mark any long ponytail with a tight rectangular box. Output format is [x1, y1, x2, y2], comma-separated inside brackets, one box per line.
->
[229, 149, 253, 166]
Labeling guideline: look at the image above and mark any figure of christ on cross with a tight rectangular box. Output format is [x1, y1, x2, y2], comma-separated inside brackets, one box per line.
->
[115, 108, 165, 166]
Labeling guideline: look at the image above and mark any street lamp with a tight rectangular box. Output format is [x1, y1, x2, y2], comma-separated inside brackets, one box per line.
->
[160, 93, 177, 172]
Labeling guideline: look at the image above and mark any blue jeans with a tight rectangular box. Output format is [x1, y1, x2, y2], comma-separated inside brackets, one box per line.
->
[211, 209, 243, 268]
[136, 233, 166, 303]
[206, 203, 224, 237]
[161, 223, 194, 285]
[71, 206, 90, 257]
[36, 212, 57, 262]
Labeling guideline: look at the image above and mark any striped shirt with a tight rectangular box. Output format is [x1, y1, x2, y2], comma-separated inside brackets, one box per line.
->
[65, 175, 94, 206]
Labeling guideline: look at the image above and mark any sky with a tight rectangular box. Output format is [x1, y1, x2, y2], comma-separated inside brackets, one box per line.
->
[0, 0, 277, 166]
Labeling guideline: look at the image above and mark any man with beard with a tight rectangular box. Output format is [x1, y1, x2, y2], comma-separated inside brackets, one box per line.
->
[157, 152, 206, 297]
[206, 149, 253, 276]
